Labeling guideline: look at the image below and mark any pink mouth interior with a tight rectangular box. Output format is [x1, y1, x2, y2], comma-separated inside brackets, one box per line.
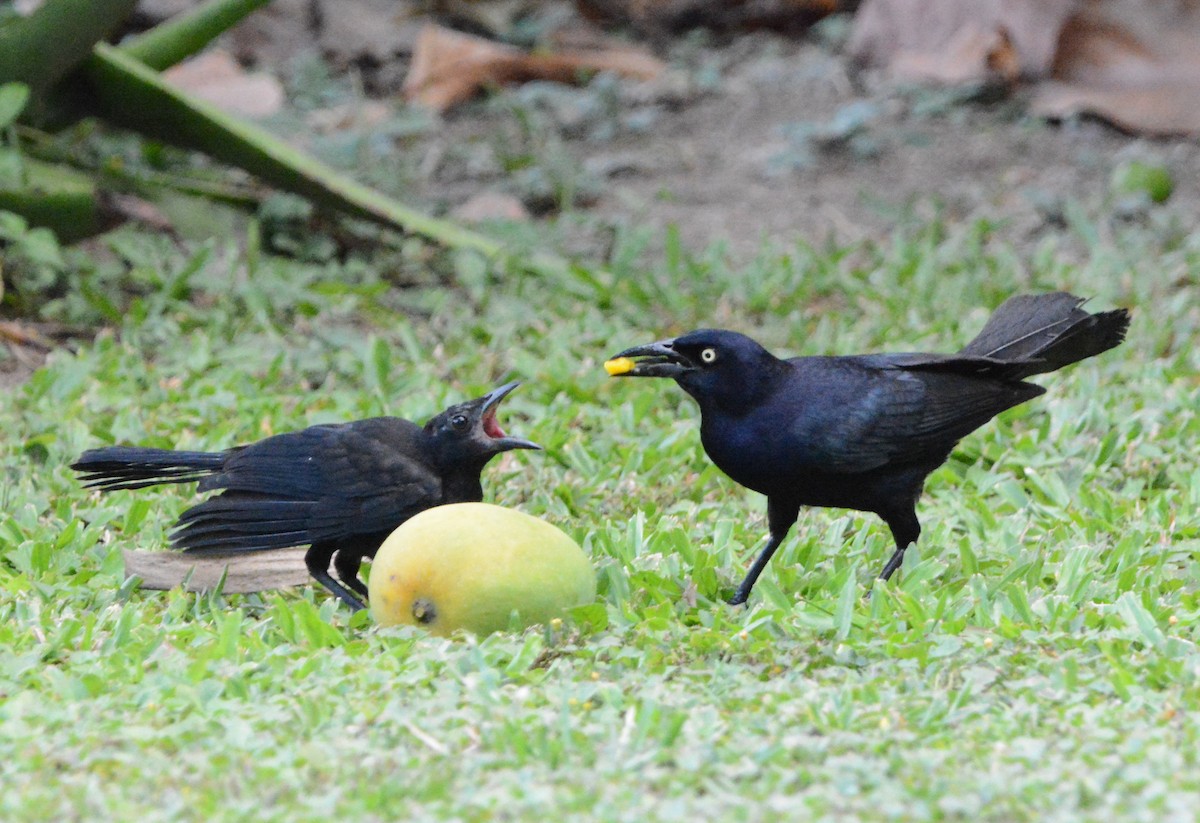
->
[483, 410, 506, 439]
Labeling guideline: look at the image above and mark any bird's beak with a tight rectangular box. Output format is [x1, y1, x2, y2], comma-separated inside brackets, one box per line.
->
[480, 381, 541, 451]
[604, 340, 692, 378]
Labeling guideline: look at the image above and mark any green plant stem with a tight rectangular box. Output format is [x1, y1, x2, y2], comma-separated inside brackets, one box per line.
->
[16, 124, 262, 208]
[81, 44, 573, 278]
[121, 0, 274, 71]
[0, 158, 103, 241]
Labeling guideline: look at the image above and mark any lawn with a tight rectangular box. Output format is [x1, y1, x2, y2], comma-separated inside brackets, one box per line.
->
[1, 214, 1198, 821]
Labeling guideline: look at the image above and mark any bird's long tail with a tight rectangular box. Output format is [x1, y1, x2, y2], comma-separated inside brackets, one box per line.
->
[71, 447, 228, 491]
[958, 292, 1130, 378]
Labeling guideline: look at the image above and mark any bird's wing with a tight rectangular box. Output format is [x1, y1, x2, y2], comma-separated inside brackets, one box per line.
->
[868, 352, 1031, 379]
[173, 495, 320, 553]
[306, 423, 443, 540]
[177, 419, 440, 550]
[196, 425, 345, 498]
[797, 357, 1043, 473]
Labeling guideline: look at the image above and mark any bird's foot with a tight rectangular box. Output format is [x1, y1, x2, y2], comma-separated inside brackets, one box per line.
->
[311, 571, 367, 612]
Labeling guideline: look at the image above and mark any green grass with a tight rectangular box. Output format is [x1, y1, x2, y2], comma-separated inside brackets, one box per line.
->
[2, 213, 1198, 821]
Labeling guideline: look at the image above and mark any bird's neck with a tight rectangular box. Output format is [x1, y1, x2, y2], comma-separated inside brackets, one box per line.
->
[683, 362, 788, 418]
[441, 465, 487, 503]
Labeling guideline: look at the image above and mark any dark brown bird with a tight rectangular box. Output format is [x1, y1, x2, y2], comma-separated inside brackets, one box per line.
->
[72, 382, 539, 611]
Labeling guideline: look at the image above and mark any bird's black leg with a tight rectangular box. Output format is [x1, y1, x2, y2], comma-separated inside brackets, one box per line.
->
[878, 507, 921, 582]
[333, 549, 369, 600]
[305, 542, 366, 611]
[728, 497, 800, 606]
[729, 532, 787, 606]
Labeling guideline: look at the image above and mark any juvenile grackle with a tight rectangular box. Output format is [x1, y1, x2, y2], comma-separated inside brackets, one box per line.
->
[606, 293, 1129, 605]
[72, 382, 539, 611]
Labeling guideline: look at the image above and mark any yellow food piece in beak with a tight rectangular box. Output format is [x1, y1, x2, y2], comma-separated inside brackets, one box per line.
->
[604, 357, 635, 376]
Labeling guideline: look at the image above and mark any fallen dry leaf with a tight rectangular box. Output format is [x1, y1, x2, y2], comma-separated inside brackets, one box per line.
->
[403, 23, 665, 112]
[452, 191, 530, 222]
[124, 548, 311, 593]
[163, 49, 284, 118]
[850, 0, 1200, 136]
[848, 0, 1075, 85]
[1034, 83, 1200, 135]
[1032, 0, 1200, 136]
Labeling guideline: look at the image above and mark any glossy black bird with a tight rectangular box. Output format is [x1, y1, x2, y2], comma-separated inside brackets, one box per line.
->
[72, 381, 539, 611]
[606, 293, 1129, 605]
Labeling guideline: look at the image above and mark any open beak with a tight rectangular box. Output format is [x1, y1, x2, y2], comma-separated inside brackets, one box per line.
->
[480, 381, 541, 451]
[604, 340, 693, 378]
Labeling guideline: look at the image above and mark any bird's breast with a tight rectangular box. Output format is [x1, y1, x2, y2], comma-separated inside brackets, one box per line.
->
[699, 413, 796, 495]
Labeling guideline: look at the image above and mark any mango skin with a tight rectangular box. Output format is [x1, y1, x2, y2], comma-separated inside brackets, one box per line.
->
[369, 503, 596, 637]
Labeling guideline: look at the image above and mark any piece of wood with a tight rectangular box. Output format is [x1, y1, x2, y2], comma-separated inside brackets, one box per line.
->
[123, 548, 311, 593]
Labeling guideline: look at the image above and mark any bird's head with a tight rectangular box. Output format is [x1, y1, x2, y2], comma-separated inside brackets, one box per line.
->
[424, 381, 541, 468]
[605, 329, 784, 408]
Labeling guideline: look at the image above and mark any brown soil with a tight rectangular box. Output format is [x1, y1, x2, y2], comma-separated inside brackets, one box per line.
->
[422, 31, 1200, 260]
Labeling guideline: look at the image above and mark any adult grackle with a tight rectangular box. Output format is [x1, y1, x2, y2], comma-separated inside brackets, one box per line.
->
[606, 293, 1129, 605]
[72, 381, 539, 611]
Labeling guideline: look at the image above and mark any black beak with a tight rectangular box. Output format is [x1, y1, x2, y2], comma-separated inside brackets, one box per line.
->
[480, 381, 541, 451]
[605, 340, 693, 378]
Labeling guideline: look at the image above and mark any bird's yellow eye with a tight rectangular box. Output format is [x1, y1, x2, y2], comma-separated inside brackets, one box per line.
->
[700, 347, 717, 364]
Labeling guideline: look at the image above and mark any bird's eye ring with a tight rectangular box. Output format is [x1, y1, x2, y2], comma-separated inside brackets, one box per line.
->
[700, 347, 717, 364]
[451, 414, 469, 429]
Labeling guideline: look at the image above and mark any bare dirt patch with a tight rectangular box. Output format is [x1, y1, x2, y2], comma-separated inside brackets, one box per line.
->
[419, 31, 1200, 260]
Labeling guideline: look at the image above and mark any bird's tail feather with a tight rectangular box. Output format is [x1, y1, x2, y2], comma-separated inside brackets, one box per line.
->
[959, 292, 1129, 378]
[71, 447, 227, 491]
